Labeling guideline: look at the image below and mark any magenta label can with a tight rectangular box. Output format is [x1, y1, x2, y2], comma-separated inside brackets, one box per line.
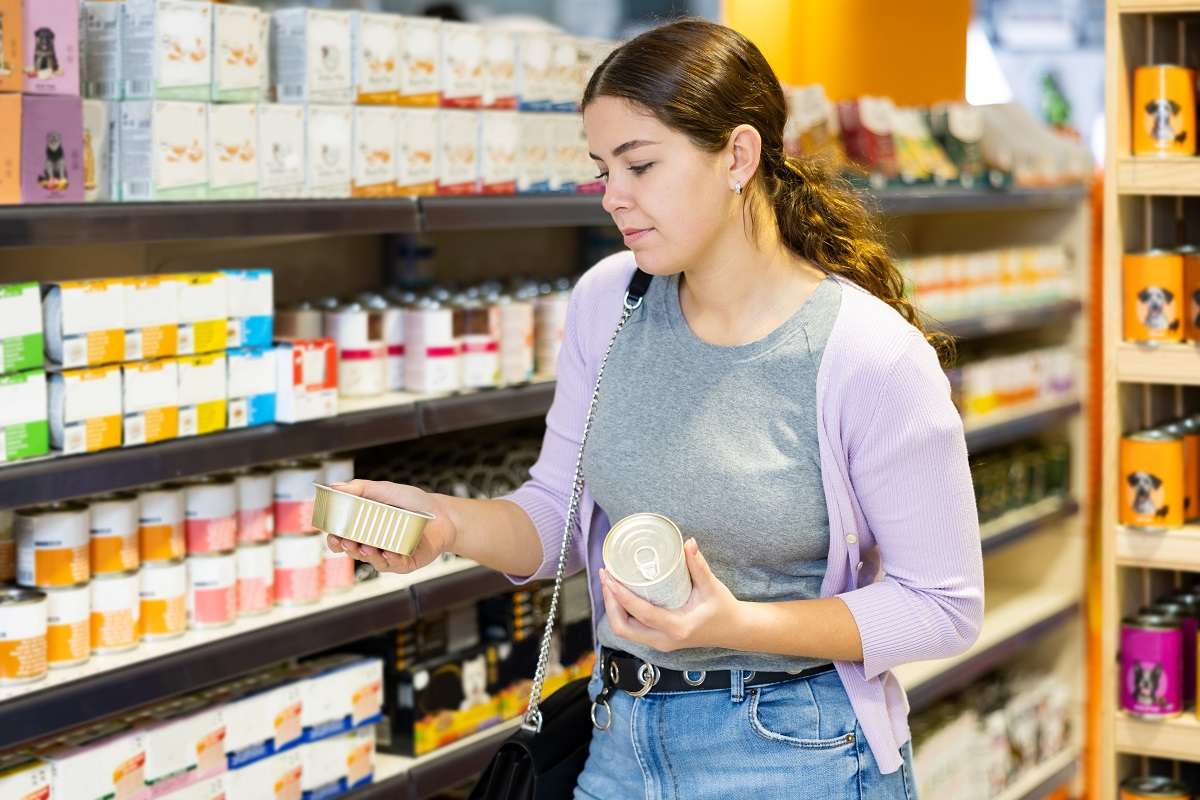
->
[1121, 614, 1184, 718]
[1148, 600, 1198, 708]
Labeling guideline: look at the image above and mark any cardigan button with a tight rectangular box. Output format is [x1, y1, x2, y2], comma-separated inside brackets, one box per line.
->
[845, 534, 857, 544]
[856, 561, 864, 570]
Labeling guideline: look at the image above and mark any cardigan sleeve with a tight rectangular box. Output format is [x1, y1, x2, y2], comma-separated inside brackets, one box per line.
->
[836, 334, 985, 681]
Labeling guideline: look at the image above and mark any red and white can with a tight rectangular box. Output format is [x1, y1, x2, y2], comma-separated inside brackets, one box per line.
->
[321, 456, 355, 487]
[91, 570, 141, 654]
[535, 288, 570, 377]
[325, 303, 387, 398]
[186, 478, 238, 554]
[455, 298, 500, 389]
[89, 493, 140, 575]
[187, 551, 237, 629]
[235, 469, 275, 544]
[46, 583, 90, 668]
[140, 559, 187, 641]
[274, 463, 321, 534]
[496, 294, 535, 385]
[321, 538, 355, 595]
[274, 534, 322, 607]
[236, 541, 275, 616]
[362, 294, 405, 391]
[139, 485, 186, 562]
[404, 298, 461, 395]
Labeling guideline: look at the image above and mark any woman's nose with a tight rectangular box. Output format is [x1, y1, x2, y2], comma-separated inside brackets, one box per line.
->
[601, 182, 629, 215]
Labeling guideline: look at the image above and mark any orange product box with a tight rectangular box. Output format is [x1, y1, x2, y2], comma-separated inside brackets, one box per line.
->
[48, 363, 123, 454]
[122, 358, 180, 447]
[0, 0, 22, 94]
[351, 106, 398, 198]
[43, 279, 126, 368]
[124, 275, 180, 361]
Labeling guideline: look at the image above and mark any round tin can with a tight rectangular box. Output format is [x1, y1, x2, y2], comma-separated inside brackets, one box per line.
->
[15, 503, 91, 588]
[0, 509, 14, 583]
[321, 539, 355, 595]
[140, 559, 187, 641]
[274, 534, 322, 607]
[1120, 429, 1185, 529]
[236, 541, 275, 616]
[362, 294, 405, 392]
[0, 586, 47, 685]
[90, 570, 141, 654]
[185, 478, 238, 555]
[138, 485, 186, 562]
[602, 513, 692, 609]
[321, 456, 355, 487]
[276, 302, 325, 339]
[89, 493, 140, 575]
[235, 469, 275, 545]
[187, 551, 237, 630]
[404, 298, 461, 395]
[455, 297, 500, 390]
[326, 302, 387, 398]
[1121, 614, 1184, 718]
[1177, 245, 1200, 342]
[1146, 600, 1198, 709]
[534, 288, 570, 377]
[1120, 776, 1192, 799]
[1133, 65, 1197, 157]
[1124, 250, 1185, 344]
[496, 294, 535, 385]
[1161, 421, 1197, 522]
[274, 462, 322, 534]
[45, 583, 90, 668]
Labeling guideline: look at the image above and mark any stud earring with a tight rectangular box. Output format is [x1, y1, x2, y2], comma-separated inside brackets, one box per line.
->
[733, 181, 742, 195]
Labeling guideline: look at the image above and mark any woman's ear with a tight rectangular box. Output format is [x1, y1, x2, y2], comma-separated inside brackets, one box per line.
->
[727, 124, 763, 192]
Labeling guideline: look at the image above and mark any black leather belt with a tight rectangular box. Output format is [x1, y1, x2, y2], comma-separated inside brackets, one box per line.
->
[600, 648, 835, 696]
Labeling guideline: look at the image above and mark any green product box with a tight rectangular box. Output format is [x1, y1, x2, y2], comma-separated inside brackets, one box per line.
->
[0, 370, 49, 462]
[0, 283, 45, 376]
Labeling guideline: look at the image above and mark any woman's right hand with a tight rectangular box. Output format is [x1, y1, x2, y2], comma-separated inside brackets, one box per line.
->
[323, 480, 458, 575]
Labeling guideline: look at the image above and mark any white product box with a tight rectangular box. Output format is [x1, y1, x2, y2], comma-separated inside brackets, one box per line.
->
[123, 358, 180, 446]
[396, 107, 437, 195]
[439, 21, 483, 108]
[208, 103, 259, 199]
[305, 104, 353, 199]
[343, 726, 375, 792]
[300, 736, 344, 799]
[517, 112, 551, 193]
[0, 282, 43, 376]
[223, 268, 274, 349]
[257, 103, 306, 199]
[118, 100, 210, 201]
[0, 370, 49, 462]
[549, 112, 578, 193]
[49, 365, 123, 454]
[299, 657, 383, 742]
[80, 1, 124, 100]
[515, 31, 553, 110]
[275, 339, 337, 423]
[482, 28, 517, 109]
[223, 678, 303, 770]
[225, 750, 302, 800]
[122, 0, 214, 101]
[83, 99, 116, 202]
[176, 272, 228, 356]
[271, 8, 353, 105]
[350, 12, 401, 105]
[167, 773, 226, 800]
[550, 34, 580, 111]
[42, 279, 126, 368]
[177, 352, 227, 437]
[227, 347, 277, 429]
[397, 16, 440, 105]
[46, 725, 148, 800]
[480, 110, 519, 194]
[352, 106, 398, 198]
[0, 758, 52, 800]
[212, 3, 267, 103]
[124, 275, 181, 362]
[437, 108, 479, 195]
[140, 701, 226, 794]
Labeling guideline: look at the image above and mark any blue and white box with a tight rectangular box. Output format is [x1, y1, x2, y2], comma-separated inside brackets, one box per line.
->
[227, 346, 276, 429]
[299, 726, 375, 800]
[223, 269, 274, 348]
[223, 676, 304, 770]
[299, 656, 384, 744]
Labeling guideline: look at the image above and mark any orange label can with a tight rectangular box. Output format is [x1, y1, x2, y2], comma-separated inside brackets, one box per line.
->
[91, 571, 140, 654]
[1124, 250, 1185, 343]
[90, 493, 140, 575]
[139, 559, 187, 641]
[0, 586, 47, 686]
[45, 583, 90, 669]
[1182, 246, 1200, 342]
[15, 504, 91, 588]
[1121, 429, 1186, 529]
[138, 485, 186, 562]
[1133, 65, 1197, 157]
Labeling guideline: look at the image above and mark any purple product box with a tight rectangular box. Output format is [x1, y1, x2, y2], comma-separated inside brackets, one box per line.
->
[19, 94, 85, 203]
[22, 0, 80, 96]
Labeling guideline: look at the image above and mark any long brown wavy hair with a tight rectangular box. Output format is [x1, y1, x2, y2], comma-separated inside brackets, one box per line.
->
[582, 19, 954, 365]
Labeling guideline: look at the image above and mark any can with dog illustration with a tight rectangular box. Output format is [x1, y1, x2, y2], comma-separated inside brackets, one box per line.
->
[1161, 421, 1197, 522]
[1124, 250, 1185, 343]
[91, 570, 140, 654]
[603, 513, 692, 609]
[1177, 245, 1200, 342]
[1121, 776, 1192, 800]
[236, 541, 274, 616]
[274, 533, 322, 607]
[1133, 65, 1196, 157]
[1121, 614, 1183, 718]
[45, 583, 90, 668]
[140, 559, 187, 641]
[187, 551, 237, 629]
[1146, 599, 1198, 708]
[1120, 429, 1184, 529]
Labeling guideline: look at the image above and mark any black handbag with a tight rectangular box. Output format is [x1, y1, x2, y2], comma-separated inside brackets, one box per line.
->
[470, 269, 652, 800]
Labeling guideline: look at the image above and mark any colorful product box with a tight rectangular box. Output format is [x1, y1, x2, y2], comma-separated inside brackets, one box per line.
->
[45, 724, 149, 800]
[208, 102, 259, 199]
[222, 674, 304, 770]
[176, 272, 228, 355]
[0, 0, 21, 94]
[550, 34, 580, 112]
[42, 279, 126, 368]
[297, 656, 384, 743]
[271, 8, 352, 105]
[482, 28, 516, 109]
[82, 98, 116, 202]
[517, 111, 550, 193]
[396, 15, 439, 106]
[4, 0, 81, 96]
[223, 268, 273, 349]
[437, 108, 479, 195]
[167, 773, 226, 800]
[549, 112, 578, 193]
[212, 3, 266, 103]
[257, 102, 305, 199]
[224, 750, 302, 800]
[177, 351, 227, 437]
[350, 11, 400, 105]
[480, 110, 518, 195]
[0, 93, 86, 204]
[118, 100, 210, 201]
[122, 0, 213, 101]
[274, 339, 337, 423]
[304, 104, 352, 199]
[0, 369, 49, 463]
[227, 346, 276, 429]
[139, 701, 226, 798]
[575, 113, 603, 194]
[515, 31, 553, 111]
[351, 105, 398, 198]
[383, 647, 499, 757]
[49, 364, 123, 454]
[80, 0, 123, 100]
[124, 275, 180, 361]
[0, 282, 43, 375]
[0, 757, 52, 800]
[396, 106, 436, 196]
[439, 21, 482, 108]
[123, 358, 180, 446]
[300, 727, 374, 800]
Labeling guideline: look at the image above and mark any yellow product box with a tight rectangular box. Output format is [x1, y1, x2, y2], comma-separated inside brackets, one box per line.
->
[122, 359, 180, 447]
[177, 352, 227, 437]
[49, 365, 123, 455]
[42, 279, 126, 368]
[352, 106, 398, 198]
[176, 272, 228, 355]
[124, 275, 181, 361]
[350, 11, 401, 105]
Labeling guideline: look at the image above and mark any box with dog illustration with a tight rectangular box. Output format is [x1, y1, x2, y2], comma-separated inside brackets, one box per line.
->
[7, 93, 86, 204]
[6, 0, 81, 96]
[118, 100, 209, 201]
[122, 0, 212, 101]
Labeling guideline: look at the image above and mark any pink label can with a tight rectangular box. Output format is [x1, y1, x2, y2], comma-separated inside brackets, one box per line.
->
[236, 542, 274, 616]
[187, 552, 237, 629]
[236, 469, 275, 544]
[274, 463, 321, 534]
[1121, 614, 1184, 718]
[186, 479, 238, 554]
[321, 540, 355, 595]
[274, 534, 322, 606]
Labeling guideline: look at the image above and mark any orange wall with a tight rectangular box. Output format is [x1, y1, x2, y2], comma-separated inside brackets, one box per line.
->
[724, 0, 971, 105]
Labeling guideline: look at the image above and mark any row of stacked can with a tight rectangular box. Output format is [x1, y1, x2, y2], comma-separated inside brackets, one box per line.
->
[1119, 416, 1200, 530]
[1119, 585, 1200, 722]
[1122, 248, 1200, 345]
[0, 454, 356, 686]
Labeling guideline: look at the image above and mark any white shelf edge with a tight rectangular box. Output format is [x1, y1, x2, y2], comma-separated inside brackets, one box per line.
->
[994, 745, 1080, 800]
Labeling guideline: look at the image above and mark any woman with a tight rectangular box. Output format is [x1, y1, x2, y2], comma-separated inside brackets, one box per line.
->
[329, 19, 984, 799]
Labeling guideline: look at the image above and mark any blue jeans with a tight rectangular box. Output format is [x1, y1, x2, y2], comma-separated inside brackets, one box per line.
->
[574, 664, 918, 800]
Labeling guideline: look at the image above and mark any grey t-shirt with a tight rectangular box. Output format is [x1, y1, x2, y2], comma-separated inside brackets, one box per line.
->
[583, 272, 841, 673]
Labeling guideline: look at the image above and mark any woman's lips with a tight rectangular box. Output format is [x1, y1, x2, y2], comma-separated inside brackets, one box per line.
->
[622, 227, 654, 245]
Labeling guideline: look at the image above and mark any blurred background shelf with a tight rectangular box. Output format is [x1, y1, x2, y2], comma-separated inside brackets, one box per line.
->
[1116, 342, 1200, 385]
[937, 300, 1084, 341]
[1114, 714, 1200, 762]
[963, 398, 1083, 452]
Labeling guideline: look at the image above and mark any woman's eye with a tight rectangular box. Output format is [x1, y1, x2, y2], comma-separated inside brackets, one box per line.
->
[595, 171, 609, 182]
[629, 162, 654, 175]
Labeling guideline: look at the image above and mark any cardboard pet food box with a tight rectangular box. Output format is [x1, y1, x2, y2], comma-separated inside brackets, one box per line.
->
[176, 271, 228, 355]
[396, 15, 439, 107]
[227, 346, 276, 429]
[0, 0, 22, 94]
[118, 100, 209, 201]
[439, 21, 483, 108]
[257, 102, 305, 199]
[122, 0, 212, 101]
[274, 339, 337, 423]
[304, 104, 352, 199]
[177, 351, 227, 437]
[83, 98, 116, 202]
[396, 106, 436, 196]
[271, 8, 352, 105]
[123, 358, 180, 446]
[80, 0, 122, 100]
[0, 368, 49, 463]
[0, 281, 43, 375]
[42, 278, 126, 368]
[351, 105, 397, 198]
[350, 11, 399, 105]
[222, 268, 273, 349]
[480, 110, 518, 195]
[436, 108, 479, 195]
[212, 2, 266, 103]
[5, 0, 81, 96]
[0, 93, 86, 204]
[208, 102, 258, 199]
[124, 274, 180, 361]
[49, 364, 123, 454]
[482, 28, 516, 109]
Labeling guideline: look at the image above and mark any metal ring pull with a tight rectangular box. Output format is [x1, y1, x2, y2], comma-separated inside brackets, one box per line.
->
[623, 292, 644, 311]
[682, 670, 706, 687]
[627, 661, 660, 697]
[591, 698, 612, 731]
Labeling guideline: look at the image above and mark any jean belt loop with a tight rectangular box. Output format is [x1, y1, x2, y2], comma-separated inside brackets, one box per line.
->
[730, 669, 746, 703]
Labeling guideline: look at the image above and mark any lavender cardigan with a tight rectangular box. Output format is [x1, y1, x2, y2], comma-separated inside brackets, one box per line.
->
[502, 251, 985, 774]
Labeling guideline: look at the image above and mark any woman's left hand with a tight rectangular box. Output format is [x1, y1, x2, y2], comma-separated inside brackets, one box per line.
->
[600, 538, 744, 653]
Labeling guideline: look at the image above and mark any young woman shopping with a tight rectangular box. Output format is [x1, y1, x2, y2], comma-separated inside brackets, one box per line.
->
[328, 19, 984, 799]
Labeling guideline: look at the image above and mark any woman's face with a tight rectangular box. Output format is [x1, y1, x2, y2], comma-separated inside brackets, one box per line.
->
[584, 96, 733, 276]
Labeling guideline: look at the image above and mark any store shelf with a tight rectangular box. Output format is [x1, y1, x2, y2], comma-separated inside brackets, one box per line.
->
[1115, 713, 1200, 762]
[980, 497, 1080, 555]
[895, 588, 1080, 713]
[994, 748, 1079, 800]
[1118, 0, 1200, 11]
[419, 195, 610, 230]
[936, 300, 1084, 341]
[1116, 342, 1200, 385]
[962, 398, 1082, 452]
[1116, 525, 1200, 571]
[871, 185, 1087, 216]
[1117, 157, 1200, 195]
